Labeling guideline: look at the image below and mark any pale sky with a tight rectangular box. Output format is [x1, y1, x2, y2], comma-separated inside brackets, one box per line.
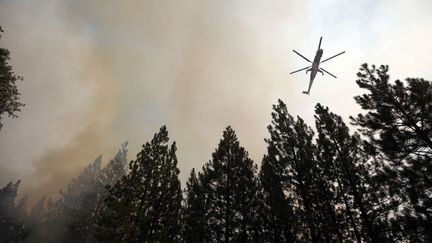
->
[1, 0, 431, 201]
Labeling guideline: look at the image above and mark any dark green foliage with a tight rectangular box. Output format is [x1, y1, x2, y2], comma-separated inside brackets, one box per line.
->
[351, 64, 432, 241]
[262, 100, 341, 242]
[31, 143, 128, 243]
[96, 127, 182, 242]
[260, 156, 295, 242]
[315, 103, 395, 242]
[0, 180, 28, 242]
[260, 100, 396, 242]
[100, 143, 129, 186]
[56, 156, 104, 243]
[3, 63, 432, 242]
[260, 101, 306, 242]
[352, 64, 432, 160]
[183, 127, 263, 242]
[0, 26, 24, 130]
[25, 196, 47, 242]
[182, 169, 208, 242]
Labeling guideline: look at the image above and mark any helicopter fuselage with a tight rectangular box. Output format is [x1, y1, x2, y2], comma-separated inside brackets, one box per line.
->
[308, 49, 323, 82]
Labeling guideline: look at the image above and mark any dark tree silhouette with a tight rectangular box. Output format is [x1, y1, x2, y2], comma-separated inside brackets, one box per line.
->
[0, 180, 28, 242]
[352, 64, 432, 160]
[262, 100, 334, 242]
[351, 64, 432, 242]
[315, 103, 395, 242]
[0, 26, 24, 130]
[25, 196, 47, 242]
[260, 101, 299, 242]
[184, 126, 263, 242]
[260, 153, 296, 242]
[3, 63, 432, 242]
[96, 127, 182, 242]
[31, 143, 128, 243]
[182, 168, 208, 242]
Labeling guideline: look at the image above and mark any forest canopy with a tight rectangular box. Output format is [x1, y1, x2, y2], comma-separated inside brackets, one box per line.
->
[1, 64, 431, 242]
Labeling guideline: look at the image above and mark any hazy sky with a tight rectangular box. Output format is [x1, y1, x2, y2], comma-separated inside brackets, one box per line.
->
[1, 0, 431, 201]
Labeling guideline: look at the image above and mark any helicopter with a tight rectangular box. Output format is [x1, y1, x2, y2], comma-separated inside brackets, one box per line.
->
[290, 37, 345, 95]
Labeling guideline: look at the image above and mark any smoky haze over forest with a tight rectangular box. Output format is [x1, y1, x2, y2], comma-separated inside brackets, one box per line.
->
[0, 1, 432, 242]
[1, 0, 432, 242]
[0, 0, 307, 200]
[1, 0, 432, 203]
[1, 64, 432, 241]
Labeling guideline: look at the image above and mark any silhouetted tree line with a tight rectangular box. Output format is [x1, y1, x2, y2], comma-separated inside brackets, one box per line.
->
[1, 64, 431, 242]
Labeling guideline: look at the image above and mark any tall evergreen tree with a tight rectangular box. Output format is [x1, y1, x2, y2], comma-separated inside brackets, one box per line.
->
[100, 142, 129, 186]
[351, 64, 432, 241]
[25, 196, 47, 242]
[187, 126, 263, 242]
[96, 126, 182, 242]
[84, 142, 129, 241]
[39, 156, 104, 243]
[260, 152, 295, 242]
[262, 100, 335, 242]
[33, 143, 128, 243]
[314, 107, 362, 243]
[0, 180, 28, 242]
[182, 169, 208, 242]
[315, 103, 393, 242]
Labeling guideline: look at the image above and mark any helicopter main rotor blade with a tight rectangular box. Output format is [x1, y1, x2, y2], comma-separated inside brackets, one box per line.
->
[290, 66, 310, 74]
[318, 37, 322, 49]
[320, 68, 337, 78]
[320, 51, 345, 64]
[292, 50, 311, 63]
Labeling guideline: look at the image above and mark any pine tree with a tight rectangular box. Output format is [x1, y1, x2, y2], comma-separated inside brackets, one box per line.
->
[100, 142, 129, 186]
[39, 156, 104, 243]
[25, 196, 47, 242]
[260, 154, 295, 242]
[0, 25, 24, 130]
[84, 142, 129, 241]
[191, 126, 263, 242]
[314, 108, 362, 243]
[96, 126, 182, 242]
[351, 64, 432, 241]
[183, 169, 208, 242]
[315, 103, 394, 242]
[259, 101, 299, 242]
[34, 143, 128, 243]
[0, 180, 28, 242]
[262, 100, 331, 242]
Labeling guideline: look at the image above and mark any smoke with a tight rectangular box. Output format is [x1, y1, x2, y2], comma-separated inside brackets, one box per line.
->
[23, 47, 121, 201]
[2, 0, 432, 211]
[54, 0, 304, 186]
[0, 0, 308, 202]
[0, 0, 121, 201]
